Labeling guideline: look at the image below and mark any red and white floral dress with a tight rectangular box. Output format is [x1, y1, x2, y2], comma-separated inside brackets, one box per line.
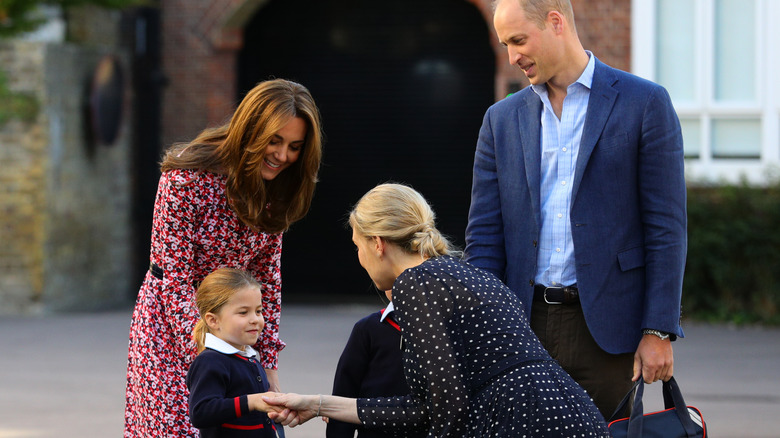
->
[124, 168, 285, 437]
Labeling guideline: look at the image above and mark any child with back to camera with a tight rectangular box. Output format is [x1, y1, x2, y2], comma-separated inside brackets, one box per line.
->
[327, 288, 426, 438]
[186, 267, 280, 437]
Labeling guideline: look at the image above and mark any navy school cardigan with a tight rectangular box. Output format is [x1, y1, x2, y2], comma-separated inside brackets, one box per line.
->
[187, 348, 277, 437]
[327, 310, 426, 438]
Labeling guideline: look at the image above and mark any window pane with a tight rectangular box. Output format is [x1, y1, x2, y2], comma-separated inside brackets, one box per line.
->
[680, 119, 701, 158]
[656, 0, 696, 102]
[711, 119, 761, 158]
[715, 0, 756, 102]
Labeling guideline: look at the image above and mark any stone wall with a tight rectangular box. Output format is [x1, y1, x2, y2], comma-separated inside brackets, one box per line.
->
[0, 40, 133, 314]
[0, 41, 47, 313]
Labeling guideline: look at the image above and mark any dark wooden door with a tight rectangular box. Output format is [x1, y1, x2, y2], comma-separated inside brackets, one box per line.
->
[238, 0, 495, 300]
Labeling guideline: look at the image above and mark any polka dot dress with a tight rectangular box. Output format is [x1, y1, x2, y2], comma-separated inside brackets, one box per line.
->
[356, 256, 609, 437]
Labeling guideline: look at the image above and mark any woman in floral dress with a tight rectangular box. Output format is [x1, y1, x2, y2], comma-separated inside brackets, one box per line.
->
[123, 79, 323, 437]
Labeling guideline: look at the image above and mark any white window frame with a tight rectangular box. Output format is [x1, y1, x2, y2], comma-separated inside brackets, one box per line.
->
[632, 0, 780, 185]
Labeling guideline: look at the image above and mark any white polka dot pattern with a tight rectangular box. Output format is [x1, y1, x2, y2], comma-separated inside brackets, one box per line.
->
[356, 256, 609, 437]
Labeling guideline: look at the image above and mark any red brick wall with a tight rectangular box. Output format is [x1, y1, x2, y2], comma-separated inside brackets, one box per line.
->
[571, 0, 631, 72]
[160, 0, 631, 145]
[470, 0, 632, 70]
[470, 0, 631, 98]
[160, 0, 244, 148]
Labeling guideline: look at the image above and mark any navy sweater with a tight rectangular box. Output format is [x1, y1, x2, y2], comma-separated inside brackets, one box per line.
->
[187, 349, 277, 437]
[327, 310, 426, 438]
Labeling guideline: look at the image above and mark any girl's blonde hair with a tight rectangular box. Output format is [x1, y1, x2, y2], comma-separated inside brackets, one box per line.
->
[348, 183, 459, 258]
[192, 268, 262, 354]
[161, 78, 323, 234]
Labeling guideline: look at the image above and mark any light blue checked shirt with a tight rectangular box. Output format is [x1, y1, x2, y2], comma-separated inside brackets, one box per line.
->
[531, 51, 595, 287]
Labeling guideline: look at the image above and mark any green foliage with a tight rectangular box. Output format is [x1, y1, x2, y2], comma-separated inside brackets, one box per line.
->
[684, 181, 780, 325]
[0, 0, 143, 38]
[0, 70, 39, 125]
[0, 1, 45, 37]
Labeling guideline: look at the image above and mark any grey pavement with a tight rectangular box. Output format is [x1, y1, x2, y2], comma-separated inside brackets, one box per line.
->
[1, 303, 779, 437]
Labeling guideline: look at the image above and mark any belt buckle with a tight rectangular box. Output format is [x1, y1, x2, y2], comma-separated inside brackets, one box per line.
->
[544, 287, 564, 305]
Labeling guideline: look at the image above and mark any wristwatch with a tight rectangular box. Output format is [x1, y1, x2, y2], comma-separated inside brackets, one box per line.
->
[642, 329, 670, 340]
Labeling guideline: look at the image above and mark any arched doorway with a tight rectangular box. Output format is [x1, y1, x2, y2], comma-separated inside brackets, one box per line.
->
[238, 0, 495, 300]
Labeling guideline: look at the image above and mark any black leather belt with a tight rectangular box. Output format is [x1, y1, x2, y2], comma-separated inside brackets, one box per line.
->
[149, 262, 203, 289]
[149, 262, 164, 280]
[533, 284, 579, 305]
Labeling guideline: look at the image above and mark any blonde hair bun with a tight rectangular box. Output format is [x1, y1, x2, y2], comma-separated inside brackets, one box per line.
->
[349, 183, 459, 258]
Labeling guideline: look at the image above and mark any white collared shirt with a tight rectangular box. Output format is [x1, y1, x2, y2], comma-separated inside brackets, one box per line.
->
[531, 51, 595, 287]
[204, 332, 258, 358]
[379, 302, 395, 322]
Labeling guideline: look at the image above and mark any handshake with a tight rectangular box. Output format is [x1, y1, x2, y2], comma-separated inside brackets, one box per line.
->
[249, 392, 357, 428]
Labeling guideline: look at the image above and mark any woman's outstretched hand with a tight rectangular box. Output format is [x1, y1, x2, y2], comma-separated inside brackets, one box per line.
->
[262, 393, 319, 427]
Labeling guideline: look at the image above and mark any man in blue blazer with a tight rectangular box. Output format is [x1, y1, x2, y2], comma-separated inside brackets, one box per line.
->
[465, 0, 687, 419]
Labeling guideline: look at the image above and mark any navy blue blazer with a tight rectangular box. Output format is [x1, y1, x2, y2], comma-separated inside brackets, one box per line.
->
[465, 58, 687, 354]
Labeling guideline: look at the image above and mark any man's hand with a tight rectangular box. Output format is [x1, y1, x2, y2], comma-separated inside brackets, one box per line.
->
[633, 334, 674, 383]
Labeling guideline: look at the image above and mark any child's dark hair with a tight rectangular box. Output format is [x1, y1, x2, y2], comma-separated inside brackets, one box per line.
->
[192, 268, 262, 353]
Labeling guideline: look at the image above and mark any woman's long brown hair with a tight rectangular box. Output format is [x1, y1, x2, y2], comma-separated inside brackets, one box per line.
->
[161, 79, 323, 233]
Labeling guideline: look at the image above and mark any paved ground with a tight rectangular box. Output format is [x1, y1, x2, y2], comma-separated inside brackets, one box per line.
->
[1, 303, 779, 437]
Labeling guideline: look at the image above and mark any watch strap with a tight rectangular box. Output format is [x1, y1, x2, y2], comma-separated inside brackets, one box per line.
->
[642, 329, 670, 340]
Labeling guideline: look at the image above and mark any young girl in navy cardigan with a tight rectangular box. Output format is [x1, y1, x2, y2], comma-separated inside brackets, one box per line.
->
[186, 268, 279, 437]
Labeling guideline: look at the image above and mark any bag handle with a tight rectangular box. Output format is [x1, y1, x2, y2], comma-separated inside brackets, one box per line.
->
[609, 379, 642, 423]
[608, 376, 700, 438]
[663, 377, 700, 437]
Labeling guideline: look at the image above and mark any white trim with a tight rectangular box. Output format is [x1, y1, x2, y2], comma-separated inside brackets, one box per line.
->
[701, 0, 713, 109]
[633, 0, 779, 184]
[755, 0, 765, 108]
[631, 0, 655, 80]
[685, 161, 774, 185]
[694, 1, 706, 108]
[763, 0, 780, 165]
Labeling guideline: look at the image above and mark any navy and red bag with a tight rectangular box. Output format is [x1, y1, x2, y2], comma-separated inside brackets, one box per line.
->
[608, 376, 706, 438]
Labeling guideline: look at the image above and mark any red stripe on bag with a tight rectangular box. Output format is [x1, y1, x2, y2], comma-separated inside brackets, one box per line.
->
[608, 406, 707, 438]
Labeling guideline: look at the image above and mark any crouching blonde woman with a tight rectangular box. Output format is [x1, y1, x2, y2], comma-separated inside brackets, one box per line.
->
[263, 183, 609, 437]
